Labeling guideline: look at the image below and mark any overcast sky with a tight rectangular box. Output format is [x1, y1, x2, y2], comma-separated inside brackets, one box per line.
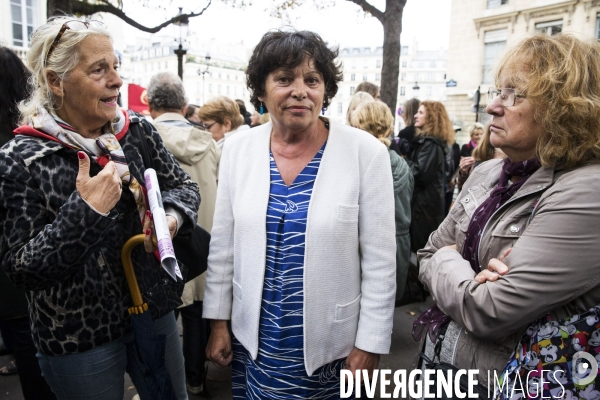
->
[120, 0, 451, 51]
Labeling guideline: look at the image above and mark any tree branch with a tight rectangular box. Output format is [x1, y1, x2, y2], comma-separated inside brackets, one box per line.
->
[346, 0, 383, 22]
[71, 0, 212, 33]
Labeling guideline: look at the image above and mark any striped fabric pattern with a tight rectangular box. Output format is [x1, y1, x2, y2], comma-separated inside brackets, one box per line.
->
[232, 142, 345, 399]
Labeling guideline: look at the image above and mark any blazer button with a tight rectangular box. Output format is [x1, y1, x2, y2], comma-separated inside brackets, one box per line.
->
[464, 197, 470, 203]
[510, 225, 520, 233]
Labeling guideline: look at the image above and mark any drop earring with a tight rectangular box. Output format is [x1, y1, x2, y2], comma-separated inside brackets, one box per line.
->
[259, 102, 265, 115]
[321, 107, 326, 115]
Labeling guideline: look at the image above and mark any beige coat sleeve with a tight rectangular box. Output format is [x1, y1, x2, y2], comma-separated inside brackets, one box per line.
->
[419, 166, 600, 340]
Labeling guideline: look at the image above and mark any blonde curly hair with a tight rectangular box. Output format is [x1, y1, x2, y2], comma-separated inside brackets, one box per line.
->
[495, 34, 600, 168]
[351, 101, 393, 147]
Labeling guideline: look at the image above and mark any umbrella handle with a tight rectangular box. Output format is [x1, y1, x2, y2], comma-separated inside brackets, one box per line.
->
[121, 234, 148, 314]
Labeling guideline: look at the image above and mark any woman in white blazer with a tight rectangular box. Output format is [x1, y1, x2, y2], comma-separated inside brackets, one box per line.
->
[202, 30, 397, 398]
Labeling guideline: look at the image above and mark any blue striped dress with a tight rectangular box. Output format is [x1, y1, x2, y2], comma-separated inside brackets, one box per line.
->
[231, 142, 345, 399]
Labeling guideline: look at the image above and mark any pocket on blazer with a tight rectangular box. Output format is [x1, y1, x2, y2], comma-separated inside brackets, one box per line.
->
[232, 279, 242, 301]
[337, 204, 359, 222]
[335, 293, 362, 321]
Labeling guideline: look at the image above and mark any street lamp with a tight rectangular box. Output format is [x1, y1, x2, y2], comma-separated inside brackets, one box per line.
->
[413, 81, 420, 98]
[196, 53, 211, 104]
[172, 7, 189, 80]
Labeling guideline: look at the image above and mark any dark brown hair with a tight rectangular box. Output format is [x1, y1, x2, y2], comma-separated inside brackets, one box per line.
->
[246, 29, 343, 111]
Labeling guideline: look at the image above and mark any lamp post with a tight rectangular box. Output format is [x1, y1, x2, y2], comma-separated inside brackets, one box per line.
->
[413, 81, 420, 99]
[172, 7, 189, 80]
[196, 53, 211, 105]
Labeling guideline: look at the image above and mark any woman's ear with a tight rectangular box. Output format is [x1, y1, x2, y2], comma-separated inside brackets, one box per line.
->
[223, 118, 232, 132]
[46, 70, 63, 98]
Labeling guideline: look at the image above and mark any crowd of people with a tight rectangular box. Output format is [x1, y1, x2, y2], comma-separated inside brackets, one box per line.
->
[1, 14, 600, 400]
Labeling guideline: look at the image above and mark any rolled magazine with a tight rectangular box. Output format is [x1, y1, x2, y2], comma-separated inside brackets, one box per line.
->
[144, 168, 183, 281]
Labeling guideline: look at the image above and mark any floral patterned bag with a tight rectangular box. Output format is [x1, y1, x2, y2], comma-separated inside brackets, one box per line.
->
[497, 306, 600, 399]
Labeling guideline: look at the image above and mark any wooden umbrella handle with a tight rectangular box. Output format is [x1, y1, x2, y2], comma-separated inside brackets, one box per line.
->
[121, 234, 147, 314]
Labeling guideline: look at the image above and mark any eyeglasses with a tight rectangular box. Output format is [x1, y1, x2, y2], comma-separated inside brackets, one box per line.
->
[488, 87, 526, 107]
[45, 20, 106, 65]
[201, 121, 218, 131]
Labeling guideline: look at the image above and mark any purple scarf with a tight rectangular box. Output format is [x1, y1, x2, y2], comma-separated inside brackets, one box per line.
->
[412, 158, 541, 342]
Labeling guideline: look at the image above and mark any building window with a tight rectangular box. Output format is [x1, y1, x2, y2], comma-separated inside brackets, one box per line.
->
[142, 51, 148, 59]
[363, 75, 367, 81]
[165, 62, 168, 69]
[427, 73, 434, 81]
[487, 0, 508, 9]
[375, 73, 381, 81]
[401, 73, 406, 81]
[535, 20, 563, 35]
[401, 46, 409, 55]
[430, 61, 436, 68]
[402, 60, 407, 68]
[218, 85, 221, 94]
[11, 0, 38, 47]
[156, 48, 162, 57]
[226, 86, 230, 95]
[351, 74, 355, 81]
[418, 62, 424, 69]
[351, 60, 356, 69]
[150, 50, 155, 58]
[426, 86, 432, 96]
[338, 102, 343, 114]
[376, 59, 381, 68]
[482, 29, 508, 84]
[400, 86, 406, 96]
[350, 86, 355, 95]
[209, 84, 213, 93]
[415, 73, 420, 81]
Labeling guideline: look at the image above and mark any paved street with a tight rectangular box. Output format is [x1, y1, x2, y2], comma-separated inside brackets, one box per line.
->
[0, 298, 433, 400]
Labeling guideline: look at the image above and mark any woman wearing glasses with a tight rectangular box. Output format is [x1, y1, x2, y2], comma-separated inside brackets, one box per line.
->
[197, 96, 249, 150]
[414, 34, 600, 393]
[0, 17, 200, 399]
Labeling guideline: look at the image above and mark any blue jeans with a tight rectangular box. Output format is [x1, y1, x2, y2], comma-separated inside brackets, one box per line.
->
[37, 311, 187, 400]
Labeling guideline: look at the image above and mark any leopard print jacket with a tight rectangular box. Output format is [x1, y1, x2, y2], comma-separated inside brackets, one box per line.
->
[0, 112, 200, 356]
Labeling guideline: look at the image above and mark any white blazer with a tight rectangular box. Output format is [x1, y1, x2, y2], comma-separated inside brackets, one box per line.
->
[202, 119, 396, 376]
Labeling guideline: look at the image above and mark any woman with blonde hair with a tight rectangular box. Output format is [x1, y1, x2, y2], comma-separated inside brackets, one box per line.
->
[0, 16, 200, 399]
[414, 34, 600, 396]
[345, 91, 374, 125]
[351, 102, 413, 303]
[407, 100, 454, 253]
[457, 123, 506, 191]
[198, 96, 248, 149]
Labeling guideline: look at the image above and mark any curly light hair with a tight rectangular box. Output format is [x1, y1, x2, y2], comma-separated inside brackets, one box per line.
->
[495, 34, 600, 168]
[417, 101, 454, 145]
[351, 101, 394, 147]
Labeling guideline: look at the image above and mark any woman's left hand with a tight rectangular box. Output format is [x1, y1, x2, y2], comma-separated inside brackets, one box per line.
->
[142, 211, 177, 253]
[475, 248, 512, 283]
[343, 347, 380, 385]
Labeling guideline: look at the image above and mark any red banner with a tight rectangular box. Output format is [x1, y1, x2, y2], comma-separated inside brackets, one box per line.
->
[127, 84, 149, 115]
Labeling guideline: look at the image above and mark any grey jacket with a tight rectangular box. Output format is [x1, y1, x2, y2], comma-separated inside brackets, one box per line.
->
[389, 149, 413, 301]
[418, 158, 600, 385]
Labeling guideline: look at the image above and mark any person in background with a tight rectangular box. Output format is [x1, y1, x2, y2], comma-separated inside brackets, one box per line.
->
[203, 29, 396, 399]
[184, 104, 203, 127]
[250, 110, 260, 127]
[415, 34, 600, 395]
[235, 99, 252, 126]
[147, 72, 221, 396]
[0, 45, 56, 400]
[351, 101, 413, 304]
[198, 96, 249, 149]
[345, 91, 374, 125]
[457, 123, 506, 191]
[407, 101, 454, 253]
[460, 122, 484, 158]
[398, 98, 420, 156]
[355, 81, 380, 100]
[0, 17, 200, 399]
[258, 112, 270, 125]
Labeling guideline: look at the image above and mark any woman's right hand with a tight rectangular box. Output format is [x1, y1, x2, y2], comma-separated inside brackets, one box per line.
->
[459, 156, 475, 174]
[76, 152, 122, 214]
[475, 248, 512, 283]
[206, 320, 232, 367]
